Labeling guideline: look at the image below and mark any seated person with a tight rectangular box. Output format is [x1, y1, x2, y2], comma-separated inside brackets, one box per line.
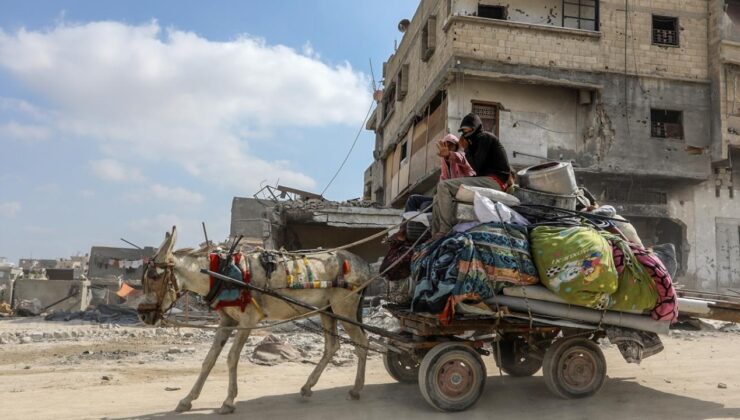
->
[405, 133, 475, 212]
[430, 113, 512, 237]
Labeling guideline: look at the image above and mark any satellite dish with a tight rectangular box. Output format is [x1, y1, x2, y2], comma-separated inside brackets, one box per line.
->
[398, 19, 410, 33]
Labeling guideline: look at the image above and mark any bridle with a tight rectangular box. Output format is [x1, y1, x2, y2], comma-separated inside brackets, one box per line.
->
[138, 259, 182, 319]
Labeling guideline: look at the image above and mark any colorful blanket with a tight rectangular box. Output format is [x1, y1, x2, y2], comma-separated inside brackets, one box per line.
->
[616, 242, 678, 322]
[608, 235, 659, 313]
[412, 222, 538, 315]
[531, 226, 618, 309]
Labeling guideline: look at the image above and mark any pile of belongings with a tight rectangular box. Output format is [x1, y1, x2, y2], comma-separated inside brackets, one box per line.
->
[392, 173, 680, 362]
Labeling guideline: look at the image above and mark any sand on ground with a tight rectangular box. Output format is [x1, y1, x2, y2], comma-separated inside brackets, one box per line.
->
[1, 318, 739, 420]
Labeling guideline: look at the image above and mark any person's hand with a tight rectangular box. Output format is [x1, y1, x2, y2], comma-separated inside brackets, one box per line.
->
[459, 137, 469, 150]
[436, 141, 450, 158]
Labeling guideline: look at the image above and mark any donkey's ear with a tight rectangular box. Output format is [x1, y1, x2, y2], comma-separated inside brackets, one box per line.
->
[154, 227, 177, 262]
[169, 226, 177, 251]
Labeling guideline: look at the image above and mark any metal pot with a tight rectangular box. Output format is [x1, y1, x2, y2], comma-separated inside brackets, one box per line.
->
[510, 186, 577, 211]
[517, 162, 577, 195]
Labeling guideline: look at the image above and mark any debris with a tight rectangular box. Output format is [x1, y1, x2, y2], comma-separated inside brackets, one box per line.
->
[23, 365, 31, 370]
[164, 386, 181, 391]
[719, 323, 740, 333]
[664, 379, 672, 383]
[167, 347, 181, 354]
[45, 304, 140, 324]
[0, 302, 12, 315]
[718, 383, 727, 389]
[251, 334, 302, 365]
[101, 375, 112, 381]
[15, 299, 43, 317]
[20, 336, 32, 344]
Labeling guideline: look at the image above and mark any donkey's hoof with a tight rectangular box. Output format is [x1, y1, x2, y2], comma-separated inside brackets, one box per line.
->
[217, 403, 236, 415]
[175, 400, 192, 413]
[300, 386, 313, 398]
[348, 390, 361, 400]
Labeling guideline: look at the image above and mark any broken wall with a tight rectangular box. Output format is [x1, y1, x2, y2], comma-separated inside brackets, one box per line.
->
[591, 76, 712, 178]
[447, 77, 585, 167]
[670, 174, 740, 292]
[13, 279, 90, 312]
[454, 0, 563, 26]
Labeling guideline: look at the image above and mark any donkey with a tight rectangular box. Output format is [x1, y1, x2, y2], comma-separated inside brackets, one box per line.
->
[137, 227, 371, 414]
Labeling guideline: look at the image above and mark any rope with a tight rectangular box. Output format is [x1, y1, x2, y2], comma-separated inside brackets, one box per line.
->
[278, 201, 433, 256]
[161, 210, 433, 332]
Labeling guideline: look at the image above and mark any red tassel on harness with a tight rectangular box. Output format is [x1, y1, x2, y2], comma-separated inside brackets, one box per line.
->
[342, 260, 351, 276]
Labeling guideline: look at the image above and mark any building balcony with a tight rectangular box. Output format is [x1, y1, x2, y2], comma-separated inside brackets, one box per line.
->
[444, 14, 603, 74]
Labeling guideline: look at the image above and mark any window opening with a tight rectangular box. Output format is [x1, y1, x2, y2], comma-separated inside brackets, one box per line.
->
[563, 0, 599, 31]
[396, 64, 409, 101]
[421, 16, 437, 62]
[652, 15, 679, 46]
[478, 4, 507, 20]
[471, 101, 500, 136]
[651, 109, 683, 139]
[399, 140, 408, 163]
[383, 83, 396, 120]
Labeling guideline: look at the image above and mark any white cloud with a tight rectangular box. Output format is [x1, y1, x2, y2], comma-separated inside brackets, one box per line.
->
[149, 184, 204, 204]
[90, 158, 146, 182]
[0, 121, 52, 142]
[0, 201, 21, 217]
[0, 21, 370, 192]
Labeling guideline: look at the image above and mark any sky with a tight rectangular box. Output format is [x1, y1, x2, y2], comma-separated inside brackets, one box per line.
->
[0, 0, 419, 263]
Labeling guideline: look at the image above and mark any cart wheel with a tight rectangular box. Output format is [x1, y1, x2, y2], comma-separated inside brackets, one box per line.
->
[418, 342, 486, 412]
[384, 350, 420, 383]
[542, 337, 606, 399]
[493, 337, 543, 377]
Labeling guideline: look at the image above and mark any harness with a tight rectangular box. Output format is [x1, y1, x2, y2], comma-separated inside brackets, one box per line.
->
[138, 260, 182, 316]
[205, 252, 254, 312]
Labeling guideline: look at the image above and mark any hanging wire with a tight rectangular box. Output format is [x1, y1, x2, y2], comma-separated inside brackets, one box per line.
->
[320, 99, 376, 196]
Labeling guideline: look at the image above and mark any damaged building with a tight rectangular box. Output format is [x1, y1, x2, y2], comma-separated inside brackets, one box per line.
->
[230, 187, 402, 293]
[364, 0, 740, 293]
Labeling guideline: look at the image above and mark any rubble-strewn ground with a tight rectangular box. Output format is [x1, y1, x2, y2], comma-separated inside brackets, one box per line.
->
[1, 315, 739, 420]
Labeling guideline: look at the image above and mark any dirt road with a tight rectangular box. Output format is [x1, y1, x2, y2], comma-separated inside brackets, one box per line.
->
[1, 318, 739, 420]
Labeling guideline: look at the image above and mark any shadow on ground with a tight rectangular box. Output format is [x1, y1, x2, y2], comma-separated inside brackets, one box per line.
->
[114, 375, 740, 420]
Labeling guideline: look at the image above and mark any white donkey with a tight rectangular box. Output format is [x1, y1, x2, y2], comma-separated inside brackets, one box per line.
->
[137, 227, 371, 414]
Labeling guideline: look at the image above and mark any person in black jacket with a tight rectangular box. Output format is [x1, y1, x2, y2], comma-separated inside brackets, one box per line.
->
[430, 113, 512, 236]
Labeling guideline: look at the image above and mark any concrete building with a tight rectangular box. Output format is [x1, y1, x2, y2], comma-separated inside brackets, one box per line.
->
[230, 197, 402, 264]
[364, 0, 740, 293]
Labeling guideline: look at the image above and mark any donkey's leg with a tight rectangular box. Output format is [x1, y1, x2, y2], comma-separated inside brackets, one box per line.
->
[300, 314, 339, 398]
[176, 317, 236, 412]
[217, 328, 250, 414]
[340, 320, 369, 400]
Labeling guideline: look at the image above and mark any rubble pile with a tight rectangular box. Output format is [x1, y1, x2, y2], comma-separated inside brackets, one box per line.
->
[275, 198, 382, 212]
[44, 304, 140, 324]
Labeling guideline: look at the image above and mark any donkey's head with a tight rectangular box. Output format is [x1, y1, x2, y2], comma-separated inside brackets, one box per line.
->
[137, 226, 180, 325]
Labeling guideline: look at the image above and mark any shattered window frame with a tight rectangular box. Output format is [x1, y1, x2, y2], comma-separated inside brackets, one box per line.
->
[477, 4, 507, 20]
[651, 109, 684, 140]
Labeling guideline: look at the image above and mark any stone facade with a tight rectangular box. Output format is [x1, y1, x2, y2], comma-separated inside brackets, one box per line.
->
[366, 0, 740, 293]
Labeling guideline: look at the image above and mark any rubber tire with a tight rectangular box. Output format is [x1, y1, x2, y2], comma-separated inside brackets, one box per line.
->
[383, 350, 420, 384]
[493, 338, 543, 377]
[542, 337, 607, 399]
[418, 343, 486, 412]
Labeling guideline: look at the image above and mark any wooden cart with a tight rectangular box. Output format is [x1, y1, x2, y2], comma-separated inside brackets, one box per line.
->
[382, 306, 608, 412]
